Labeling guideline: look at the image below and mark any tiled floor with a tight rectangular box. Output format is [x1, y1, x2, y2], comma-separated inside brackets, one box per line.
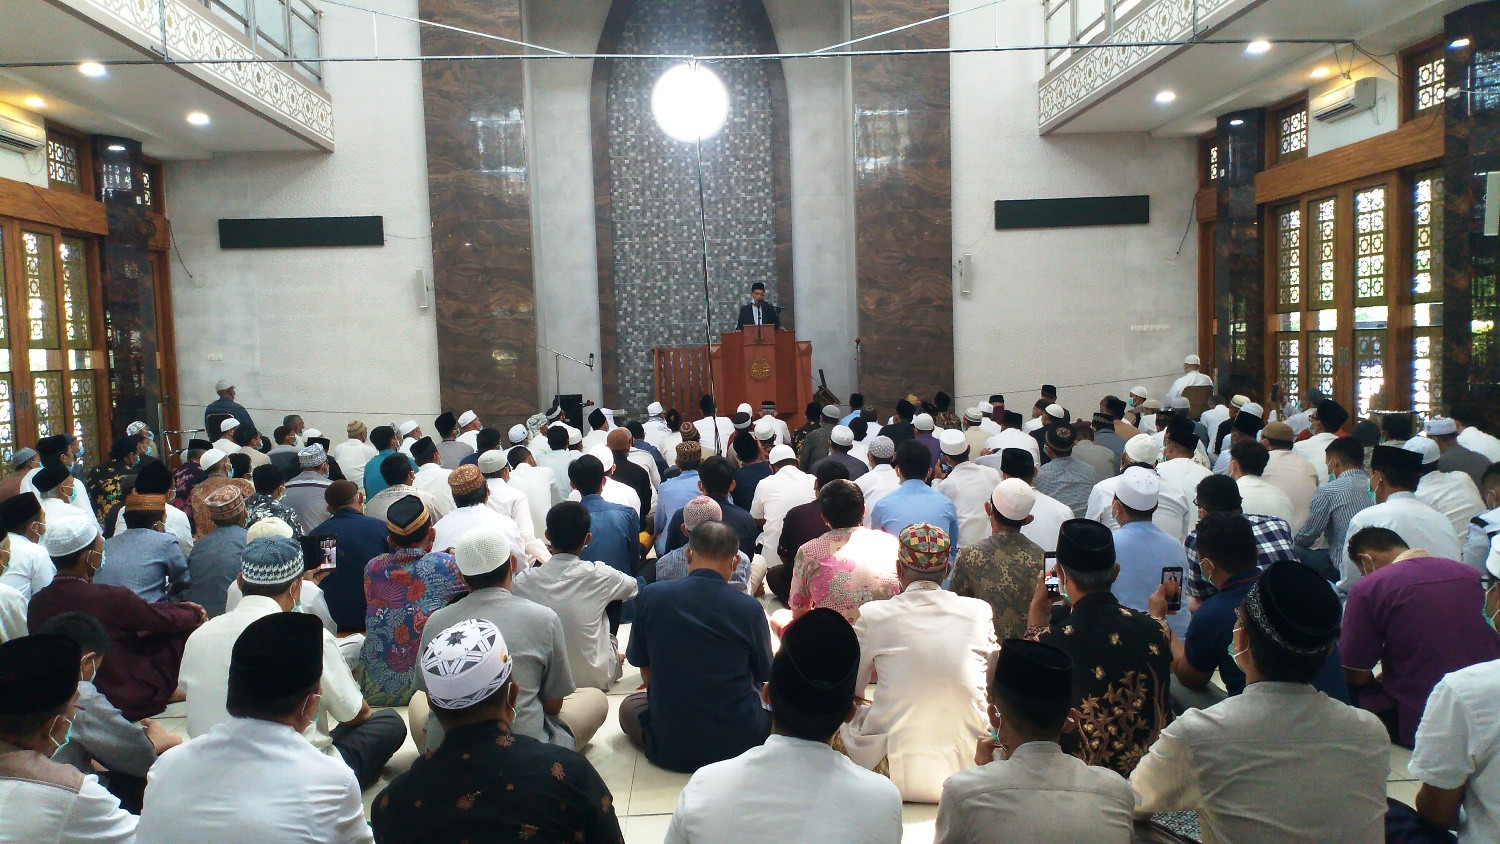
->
[150, 622, 1430, 844]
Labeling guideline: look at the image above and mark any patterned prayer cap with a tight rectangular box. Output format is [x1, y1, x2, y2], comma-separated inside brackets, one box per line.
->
[205, 485, 246, 521]
[422, 619, 513, 710]
[897, 523, 951, 572]
[298, 443, 327, 469]
[449, 464, 484, 497]
[867, 436, 896, 460]
[240, 536, 305, 586]
[126, 421, 149, 437]
[124, 493, 167, 512]
[683, 495, 722, 529]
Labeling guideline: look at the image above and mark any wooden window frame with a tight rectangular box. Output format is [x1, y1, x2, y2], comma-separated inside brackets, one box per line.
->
[1266, 93, 1310, 168]
[43, 123, 94, 197]
[1400, 35, 1448, 124]
[141, 157, 166, 214]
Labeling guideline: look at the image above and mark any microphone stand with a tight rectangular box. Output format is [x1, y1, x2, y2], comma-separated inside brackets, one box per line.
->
[537, 346, 596, 401]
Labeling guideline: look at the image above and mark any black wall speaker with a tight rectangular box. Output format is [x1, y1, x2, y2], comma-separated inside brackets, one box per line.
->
[994, 195, 1150, 230]
[218, 216, 385, 249]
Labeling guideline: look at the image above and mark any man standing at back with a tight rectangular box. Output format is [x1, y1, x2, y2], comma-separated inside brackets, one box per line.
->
[204, 379, 254, 435]
[1165, 354, 1214, 406]
[621, 521, 773, 772]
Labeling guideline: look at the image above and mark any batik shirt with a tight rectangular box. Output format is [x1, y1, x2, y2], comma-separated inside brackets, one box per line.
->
[358, 548, 466, 706]
[371, 721, 623, 844]
[1028, 591, 1173, 777]
[244, 494, 305, 538]
[86, 459, 132, 527]
[951, 529, 1046, 640]
[171, 462, 206, 515]
[788, 527, 900, 624]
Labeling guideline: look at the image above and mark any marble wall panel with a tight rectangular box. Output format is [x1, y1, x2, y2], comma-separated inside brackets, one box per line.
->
[95, 137, 161, 436]
[419, 0, 538, 421]
[850, 0, 953, 415]
[1212, 109, 1266, 402]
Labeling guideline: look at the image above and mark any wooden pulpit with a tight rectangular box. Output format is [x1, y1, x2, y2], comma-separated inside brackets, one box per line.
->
[654, 328, 812, 418]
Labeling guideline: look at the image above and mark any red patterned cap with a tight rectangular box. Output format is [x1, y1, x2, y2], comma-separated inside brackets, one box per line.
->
[897, 523, 951, 572]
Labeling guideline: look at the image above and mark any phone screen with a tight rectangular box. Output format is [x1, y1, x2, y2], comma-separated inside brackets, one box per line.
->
[1044, 552, 1060, 599]
[318, 537, 337, 570]
[299, 536, 338, 572]
[1161, 566, 1184, 612]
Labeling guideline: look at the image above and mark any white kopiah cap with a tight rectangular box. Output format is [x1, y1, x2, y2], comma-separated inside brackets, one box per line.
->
[199, 449, 229, 471]
[303, 428, 322, 440]
[977, 401, 993, 414]
[454, 526, 513, 576]
[421, 618, 513, 710]
[1185, 354, 1201, 365]
[478, 451, 508, 474]
[914, 413, 935, 431]
[587, 444, 614, 471]
[991, 478, 1037, 521]
[830, 425, 854, 447]
[44, 515, 99, 558]
[769, 444, 796, 464]
[399, 420, 419, 436]
[1130, 386, 1148, 399]
[647, 402, 663, 417]
[1403, 436, 1441, 466]
[939, 429, 968, 456]
[214, 379, 233, 392]
[507, 424, 527, 445]
[1425, 416, 1458, 436]
[1045, 403, 1066, 420]
[736, 403, 753, 416]
[1170, 396, 1191, 410]
[458, 410, 478, 427]
[1115, 466, 1161, 510]
[1124, 434, 1161, 466]
[1231, 395, 1250, 409]
[219, 418, 239, 433]
[753, 419, 777, 442]
[1240, 402, 1264, 419]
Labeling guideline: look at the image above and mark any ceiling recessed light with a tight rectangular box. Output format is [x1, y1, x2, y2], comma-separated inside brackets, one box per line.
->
[186, 111, 210, 126]
[1154, 90, 1177, 104]
[78, 61, 107, 78]
[1229, 118, 1245, 126]
[1245, 40, 1272, 55]
[106, 143, 126, 152]
[23, 96, 45, 109]
[1310, 67, 1331, 80]
[1451, 38, 1471, 49]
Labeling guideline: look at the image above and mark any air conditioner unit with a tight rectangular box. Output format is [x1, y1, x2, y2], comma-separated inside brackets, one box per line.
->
[0, 111, 45, 153]
[1311, 77, 1377, 123]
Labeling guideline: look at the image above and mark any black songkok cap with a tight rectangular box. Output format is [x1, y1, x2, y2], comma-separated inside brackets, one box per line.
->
[1233, 411, 1264, 436]
[0, 492, 41, 532]
[731, 412, 752, 430]
[1041, 384, 1058, 399]
[771, 608, 859, 717]
[410, 436, 438, 463]
[999, 448, 1034, 478]
[31, 464, 71, 495]
[385, 494, 432, 539]
[895, 399, 915, 418]
[1351, 420, 1381, 447]
[1034, 399, 1050, 411]
[1167, 424, 1200, 453]
[994, 639, 1073, 704]
[434, 411, 457, 436]
[188, 438, 213, 452]
[230, 612, 324, 704]
[36, 435, 68, 461]
[0, 634, 79, 715]
[1057, 518, 1115, 573]
[1045, 425, 1075, 453]
[1003, 411, 1025, 428]
[1371, 444, 1422, 474]
[751, 282, 766, 292]
[1316, 399, 1349, 432]
[587, 408, 606, 429]
[934, 391, 952, 411]
[1244, 561, 1341, 653]
[135, 460, 174, 495]
[1091, 412, 1112, 429]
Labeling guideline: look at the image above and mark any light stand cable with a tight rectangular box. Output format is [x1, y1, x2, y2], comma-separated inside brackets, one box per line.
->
[690, 60, 722, 455]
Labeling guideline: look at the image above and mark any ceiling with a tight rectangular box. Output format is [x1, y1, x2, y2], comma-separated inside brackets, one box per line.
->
[1049, 0, 1470, 135]
[0, 0, 328, 159]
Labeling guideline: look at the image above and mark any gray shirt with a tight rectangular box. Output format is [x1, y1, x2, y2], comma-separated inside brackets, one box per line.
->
[436, 439, 475, 470]
[654, 548, 751, 593]
[281, 471, 332, 533]
[1033, 455, 1099, 518]
[186, 524, 247, 617]
[53, 680, 158, 778]
[419, 587, 576, 751]
[1071, 439, 1118, 481]
[98, 528, 191, 604]
[1439, 443, 1493, 489]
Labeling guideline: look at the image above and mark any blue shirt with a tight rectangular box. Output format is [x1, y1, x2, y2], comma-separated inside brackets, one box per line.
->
[1183, 568, 1260, 694]
[654, 470, 701, 556]
[185, 524, 247, 618]
[310, 507, 391, 631]
[99, 528, 191, 603]
[203, 397, 254, 434]
[1111, 520, 1191, 638]
[364, 448, 398, 498]
[625, 568, 772, 772]
[868, 480, 960, 560]
[580, 494, 640, 579]
[731, 461, 773, 512]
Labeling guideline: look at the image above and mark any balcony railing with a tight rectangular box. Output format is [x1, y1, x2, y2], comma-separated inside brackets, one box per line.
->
[1042, 0, 1145, 71]
[204, 0, 322, 81]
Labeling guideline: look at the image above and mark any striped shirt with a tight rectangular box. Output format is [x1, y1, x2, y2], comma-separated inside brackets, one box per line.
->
[1294, 468, 1373, 554]
[1185, 513, 1296, 600]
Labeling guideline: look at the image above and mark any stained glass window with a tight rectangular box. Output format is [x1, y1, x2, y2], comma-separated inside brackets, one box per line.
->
[0, 375, 14, 467]
[1277, 336, 1301, 407]
[0, 233, 7, 345]
[1413, 172, 1444, 415]
[69, 374, 97, 465]
[33, 371, 64, 440]
[1277, 104, 1308, 162]
[1309, 198, 1337, 306]
[46, 135, 79, 190]
[140, 169, 153, 209]
[1355, 186, 1387, 305]
[1310, 332, 1336, 399]
[59, 238, 93, 349]
[1414, 48, 1446, 116]
[22, 232, 59, 349]
[1207, 145, 1219, 184]
[1276, 205, 1302, 310]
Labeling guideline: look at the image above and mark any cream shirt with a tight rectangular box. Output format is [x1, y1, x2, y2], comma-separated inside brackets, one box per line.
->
[508, 463, 561, 540]
[329, 439, 377, 490]
[1131, 682, 1388, 844]
[839, 582, 998, 803]
[1292, 431, 1339, 487]
[412, 463, 456, 517]
[511, 553, 639, 691]
[0, 532, 53, 601]
[485, 477, 549, 564]
[856, 464, 901, 527]
[936, 741, 1134, 843]
[1261, 448, 1320, 532]
[1020, 490, 1073, 552]
[1417, 470, 1487, 547]
[1339, 492, 1464, 594]
[1086, 472, 1194, 541]
[1236, 475, 1294, 523]
[0, 754, 137, 844]
[933, 462, 1002, 548]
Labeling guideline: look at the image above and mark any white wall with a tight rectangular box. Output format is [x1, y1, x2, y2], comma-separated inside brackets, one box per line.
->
[0, 103, 49, 188]
[166, 0, 439, 441]
[950, 0, 1201, 415]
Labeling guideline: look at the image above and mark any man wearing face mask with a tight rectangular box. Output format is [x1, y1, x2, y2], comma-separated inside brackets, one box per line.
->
[0, 633, 138, 842]
[1022, 519, 1171, 777]
[1405, 542, 1500, 841]
[140, 612, 376, 843]
[0, 492, 52, 601]
[28, 516, 204, 722]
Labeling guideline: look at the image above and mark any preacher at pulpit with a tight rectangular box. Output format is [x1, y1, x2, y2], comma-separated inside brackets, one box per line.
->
[736, 282, 780, 330]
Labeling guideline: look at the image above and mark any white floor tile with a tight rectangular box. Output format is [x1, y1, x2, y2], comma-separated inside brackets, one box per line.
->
[626, 759, 692, 816]
[624, 813, 674, 844]
[1388, 743, 1415, 781]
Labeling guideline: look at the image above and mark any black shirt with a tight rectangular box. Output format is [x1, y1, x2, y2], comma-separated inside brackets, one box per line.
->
[882, 422, 916, 448]
[371, 720, 623, 844]
[662, 494, 759, 560]
[1037, 591, 1172, 777]
[732, 461, 773, 511]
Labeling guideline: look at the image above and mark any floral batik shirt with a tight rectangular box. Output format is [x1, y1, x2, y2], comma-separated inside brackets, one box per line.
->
[358, 548, 466, 706]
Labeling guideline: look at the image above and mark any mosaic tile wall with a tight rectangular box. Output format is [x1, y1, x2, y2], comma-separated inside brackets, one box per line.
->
[600, 0, 784, 413]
